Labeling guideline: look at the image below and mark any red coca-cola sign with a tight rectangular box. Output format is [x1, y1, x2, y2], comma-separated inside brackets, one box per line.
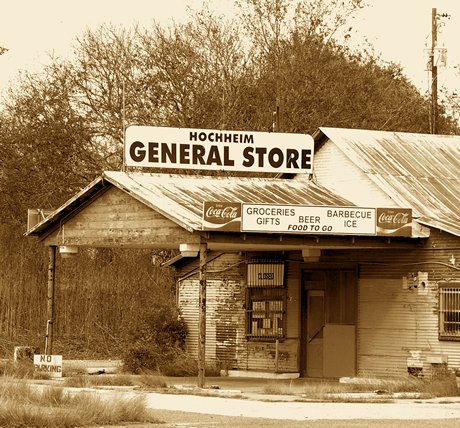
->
[203, 202, 241, 231]
[376, 208, 412, 237]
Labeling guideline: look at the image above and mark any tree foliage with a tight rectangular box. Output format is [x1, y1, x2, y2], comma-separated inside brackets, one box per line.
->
[0, 0, 459, 357]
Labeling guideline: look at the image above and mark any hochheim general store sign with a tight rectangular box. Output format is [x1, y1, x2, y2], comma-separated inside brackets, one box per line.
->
[203, 203, 413, 237]
[125, 126, 314, 174]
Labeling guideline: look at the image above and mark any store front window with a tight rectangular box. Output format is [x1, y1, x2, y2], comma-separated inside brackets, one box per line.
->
[245, 258, 286, 339]
[439, 282, 460, 340]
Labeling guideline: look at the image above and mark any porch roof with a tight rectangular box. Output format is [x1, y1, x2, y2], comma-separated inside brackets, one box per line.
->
[26, 171, 353, 236]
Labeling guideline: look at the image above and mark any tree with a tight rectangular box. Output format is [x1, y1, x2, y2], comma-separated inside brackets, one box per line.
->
[0, 0, 459, 357]
[0, 64, 103, 226]
[232, 0, 458, 135]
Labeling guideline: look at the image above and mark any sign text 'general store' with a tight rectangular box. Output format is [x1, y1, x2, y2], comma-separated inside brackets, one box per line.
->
[125, 126, 314, 174]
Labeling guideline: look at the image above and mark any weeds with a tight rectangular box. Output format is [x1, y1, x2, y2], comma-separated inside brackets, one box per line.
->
[0, 376, 160, 427]
[63, 371, 169, 390]
[0, 359, 50, 380]
[63, 373, 136, 388]
[261, 374, 459, 400]
[138, 371, 168, 389]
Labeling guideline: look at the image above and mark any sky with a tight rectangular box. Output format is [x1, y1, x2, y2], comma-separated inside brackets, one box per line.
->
[1, 0, 460, 105]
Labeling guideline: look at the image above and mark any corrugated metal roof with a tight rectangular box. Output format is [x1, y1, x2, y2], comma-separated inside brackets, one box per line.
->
[27, 171, 353, 236]
[317, 127, 460, 237]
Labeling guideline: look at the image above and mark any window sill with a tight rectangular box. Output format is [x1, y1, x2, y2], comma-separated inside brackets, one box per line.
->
[246, 336, 285, 342]
[438, 335, 460, 341]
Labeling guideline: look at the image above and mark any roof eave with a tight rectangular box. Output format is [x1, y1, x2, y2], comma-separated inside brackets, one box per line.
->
[102, 171, 197, 233]
[24, 176, 107, 238]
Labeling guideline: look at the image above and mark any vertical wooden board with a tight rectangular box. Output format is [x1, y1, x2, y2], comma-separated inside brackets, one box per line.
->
[178, 279, 199, 358]
[314, 142, 395, 207]
[43, 187, 198, 248]
[178, 253, 300, 373]
[323, 324, 356, 378]
[285, 261, 301, 337]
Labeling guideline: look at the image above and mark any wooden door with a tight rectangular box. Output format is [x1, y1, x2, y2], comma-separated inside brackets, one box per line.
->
[306, 290, 325, 377]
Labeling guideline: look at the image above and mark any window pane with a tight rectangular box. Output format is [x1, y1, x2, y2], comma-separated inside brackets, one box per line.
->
[439, 284, 460, 340]
[246, 288, 285, 338]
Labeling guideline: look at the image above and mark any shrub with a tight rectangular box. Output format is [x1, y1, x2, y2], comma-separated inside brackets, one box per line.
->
[160, 351, 198, 376]
[122, 306, 188, 374]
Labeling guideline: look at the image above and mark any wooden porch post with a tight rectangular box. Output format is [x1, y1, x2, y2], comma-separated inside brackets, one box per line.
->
[45, 245, 56, 354]
[197, 243, 207, 388]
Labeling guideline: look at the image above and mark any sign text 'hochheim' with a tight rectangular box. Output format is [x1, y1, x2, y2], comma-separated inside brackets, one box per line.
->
[125, 126, 314, 174]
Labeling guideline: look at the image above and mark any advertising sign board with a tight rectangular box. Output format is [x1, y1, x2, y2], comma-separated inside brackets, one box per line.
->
[202, 201, 241, 231]
[376, 208, 412, 237]
[242, 204, 376, 235]
[202, 202, 413, 237]
[125, 126, 314, 174]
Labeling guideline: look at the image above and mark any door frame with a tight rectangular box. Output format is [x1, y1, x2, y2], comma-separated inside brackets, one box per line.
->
[300, 266, 358, 377]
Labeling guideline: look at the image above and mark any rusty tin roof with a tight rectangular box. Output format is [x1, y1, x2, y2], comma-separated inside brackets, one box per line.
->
[26, 171, 352, 236]
[317, 127, 460, 237]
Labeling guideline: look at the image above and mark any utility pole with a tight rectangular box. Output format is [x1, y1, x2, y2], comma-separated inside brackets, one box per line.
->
[45, 246, 56, 354]
[430, 8, 438, 134]
[197, 243, 207, 388]
[430, 9, 450, 134]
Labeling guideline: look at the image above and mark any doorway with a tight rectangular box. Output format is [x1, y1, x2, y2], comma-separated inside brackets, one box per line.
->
[301, 269, 357, 378]
[306, 290, 324, 377]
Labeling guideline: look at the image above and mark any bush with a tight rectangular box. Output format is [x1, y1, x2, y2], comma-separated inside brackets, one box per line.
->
[122, 306, 188, 374]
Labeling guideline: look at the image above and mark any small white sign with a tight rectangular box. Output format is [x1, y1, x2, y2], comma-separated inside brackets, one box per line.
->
[247, 263, 285, 287]
[242, 204, 376, 235]
[124, 126, 314, 174]
[33, 354, 63, 378]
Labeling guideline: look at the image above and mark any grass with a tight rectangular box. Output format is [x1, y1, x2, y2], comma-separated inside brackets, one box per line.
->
[63, 373, 136, 387]
[2, 356, 459, 421]
[0, 359, 51, 380]
[261, 375, 459, 401]
[0, 376, 161, 427]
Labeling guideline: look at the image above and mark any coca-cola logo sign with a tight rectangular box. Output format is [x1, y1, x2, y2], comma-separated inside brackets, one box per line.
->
[203, 202, 241, 231]
[376, 208, 412, 237]
[205, 205, 239, 221]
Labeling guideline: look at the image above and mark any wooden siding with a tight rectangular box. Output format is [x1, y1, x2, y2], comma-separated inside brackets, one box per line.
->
[178, 229, 460, 377]
[312, 143, 397, 209]
[178, 253, 246, 370]
[350, 229, 459, 378]
[42, 187, 199, 248]
[177, 253, 301, 373]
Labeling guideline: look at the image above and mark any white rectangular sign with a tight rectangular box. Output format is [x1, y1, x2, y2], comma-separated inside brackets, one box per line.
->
[242, 204, 376, 235]
[124, 126, 314, 174]
[33, 354, 63, 378]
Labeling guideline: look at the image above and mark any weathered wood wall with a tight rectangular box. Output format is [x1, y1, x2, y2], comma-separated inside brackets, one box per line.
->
[43, 187, 199, 248]
[177, 228, 460, 377]
[324, 229, 460, 378]
[177, 252, 301, 373]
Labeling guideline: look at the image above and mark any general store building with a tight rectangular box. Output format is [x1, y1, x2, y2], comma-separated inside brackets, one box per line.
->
[27, 127, 460, 380]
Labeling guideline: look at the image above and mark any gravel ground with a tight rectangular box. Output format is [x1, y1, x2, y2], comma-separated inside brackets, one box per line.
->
[61, 360, 460, 427]
[102, 410, 460, 428]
